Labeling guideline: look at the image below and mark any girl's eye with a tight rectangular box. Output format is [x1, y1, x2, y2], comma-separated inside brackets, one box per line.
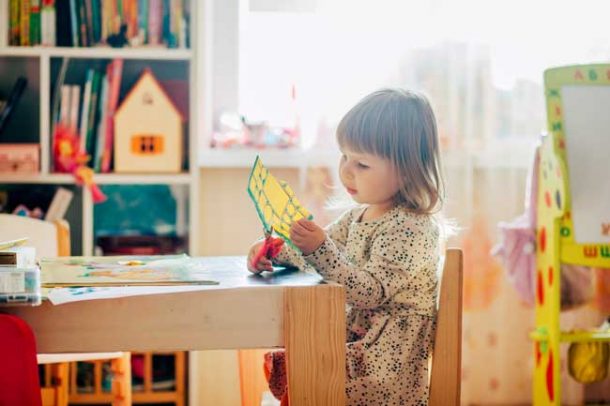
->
[357, 162, 369, 169]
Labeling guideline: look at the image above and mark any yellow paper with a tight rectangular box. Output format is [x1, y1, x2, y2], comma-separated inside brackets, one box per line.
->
[247, 156, 312, 243]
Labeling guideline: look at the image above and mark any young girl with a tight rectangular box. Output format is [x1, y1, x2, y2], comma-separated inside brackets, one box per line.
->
[248, 88, 445, 406]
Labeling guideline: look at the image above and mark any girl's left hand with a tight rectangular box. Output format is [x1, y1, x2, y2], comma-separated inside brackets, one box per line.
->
[290, 218, 326, 256]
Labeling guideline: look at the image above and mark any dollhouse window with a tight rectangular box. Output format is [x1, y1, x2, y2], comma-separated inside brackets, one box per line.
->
[131, 135, 164, 155]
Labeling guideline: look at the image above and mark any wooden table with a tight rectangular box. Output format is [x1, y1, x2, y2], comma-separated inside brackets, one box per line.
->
[5, 257, 346, 405]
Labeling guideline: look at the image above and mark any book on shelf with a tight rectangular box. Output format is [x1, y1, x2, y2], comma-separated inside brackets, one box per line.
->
[77, 68, 93, 156]
[9, 0, 190, 48]
[19, 0, 30, 46]
[41, 0, 56, 46]
[0, 1, 7, 47]
[29, 0, 41, 45]
[101, 59, 123, 173]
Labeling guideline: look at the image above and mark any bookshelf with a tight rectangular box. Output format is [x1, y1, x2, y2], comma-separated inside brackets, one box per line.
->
[0, 1, 201, 404]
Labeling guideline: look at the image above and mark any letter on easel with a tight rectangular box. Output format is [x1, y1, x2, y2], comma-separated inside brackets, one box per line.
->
[583, 245, 598, 257]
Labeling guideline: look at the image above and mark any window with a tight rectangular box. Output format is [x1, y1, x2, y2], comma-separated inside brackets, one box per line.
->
[228, 0, 610, 154]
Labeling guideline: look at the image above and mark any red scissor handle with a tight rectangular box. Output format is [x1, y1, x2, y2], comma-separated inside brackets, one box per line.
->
[250, 230, 284, 270]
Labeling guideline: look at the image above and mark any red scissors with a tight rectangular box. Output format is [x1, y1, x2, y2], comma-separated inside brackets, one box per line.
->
[250, 226, 285, 270]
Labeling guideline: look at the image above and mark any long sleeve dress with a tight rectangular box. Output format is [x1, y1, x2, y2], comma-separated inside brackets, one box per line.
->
[272, 205, 440, 406]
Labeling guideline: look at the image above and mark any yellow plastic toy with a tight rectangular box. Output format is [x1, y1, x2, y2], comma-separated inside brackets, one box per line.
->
[531, 64, 610, 405]
[568, 339, 609, 384]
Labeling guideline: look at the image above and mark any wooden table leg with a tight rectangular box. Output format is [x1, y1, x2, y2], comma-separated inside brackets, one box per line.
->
[284, 285, 346, 406]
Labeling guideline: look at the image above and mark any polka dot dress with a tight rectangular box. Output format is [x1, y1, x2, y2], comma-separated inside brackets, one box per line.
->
[272, 205, 440, 406]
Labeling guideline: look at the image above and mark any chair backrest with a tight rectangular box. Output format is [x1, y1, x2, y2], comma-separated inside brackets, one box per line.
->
[0, 314, 44, 405]
[0, 214, 70, 257]
[429, 248, 463, 406]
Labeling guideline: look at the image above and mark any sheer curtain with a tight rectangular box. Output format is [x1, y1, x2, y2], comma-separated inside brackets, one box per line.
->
[236, 1, 610, 403]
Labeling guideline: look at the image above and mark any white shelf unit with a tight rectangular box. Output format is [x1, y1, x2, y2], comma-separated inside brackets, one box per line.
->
[0, 5, 200, 258]
[0, 46, 193, 60]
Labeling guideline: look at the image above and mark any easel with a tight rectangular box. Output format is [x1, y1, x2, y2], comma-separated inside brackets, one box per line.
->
[531, 64, 610, 405]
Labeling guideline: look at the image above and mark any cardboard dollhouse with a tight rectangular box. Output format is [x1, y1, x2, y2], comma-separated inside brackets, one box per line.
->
[114, 69, 184, 173]
[532, 64, 610, 405]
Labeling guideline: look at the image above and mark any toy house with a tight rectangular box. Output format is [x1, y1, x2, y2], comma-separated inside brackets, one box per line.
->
[114, 69, 184, 173]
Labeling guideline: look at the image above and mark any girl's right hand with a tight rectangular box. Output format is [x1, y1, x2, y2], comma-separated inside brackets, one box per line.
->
[247, 241, 274, 273]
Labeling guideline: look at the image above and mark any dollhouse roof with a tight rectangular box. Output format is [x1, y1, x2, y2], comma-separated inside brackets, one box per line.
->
[115, 68, 185, 122]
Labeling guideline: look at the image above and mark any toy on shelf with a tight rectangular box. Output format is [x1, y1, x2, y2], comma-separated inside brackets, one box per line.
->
[53, 125, 106, 203]
[113, 69, 184, 173]
[531, 64, 610, 406]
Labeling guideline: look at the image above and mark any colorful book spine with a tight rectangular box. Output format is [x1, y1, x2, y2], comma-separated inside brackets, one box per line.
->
[40, 0, 56, 46]
[69, 0, 79, 46]
[101, 59, 123, 173]
[20, 0, 31, 46]
[77, 0, 88, 46]
[69, 85, 80, 133]
[9, 0, 20, 45]
[148, 0, 161, 45]
[59, 84, 71, 127]
[79, 69, 93, 154]
[29, 0, 41, 45]
[169, 0, 182, 49]
[85, 71, 101, 162]
[83, 0, 93, 45]
[93, 73, 108, 172]
[91, 0, 101, 44]
[137, 0, 148, 44]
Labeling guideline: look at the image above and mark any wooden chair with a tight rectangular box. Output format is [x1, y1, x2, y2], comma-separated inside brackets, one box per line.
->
[429, 248, 463, 406]
[0, 214, 131, 406]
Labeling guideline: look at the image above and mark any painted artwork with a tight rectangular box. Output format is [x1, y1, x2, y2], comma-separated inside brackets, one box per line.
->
[247, 156, 312, 244]
[40, 254, 218, 287]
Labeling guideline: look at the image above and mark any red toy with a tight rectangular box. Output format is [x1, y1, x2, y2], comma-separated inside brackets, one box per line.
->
[53, 124, 106, 203]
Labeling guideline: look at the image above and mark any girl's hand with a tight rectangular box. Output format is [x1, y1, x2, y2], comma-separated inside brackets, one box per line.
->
[290, 219, 326, 256]
[247, 241, 274, 273]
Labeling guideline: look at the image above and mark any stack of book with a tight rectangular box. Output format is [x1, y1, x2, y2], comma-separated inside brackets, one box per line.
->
[53, 59, 123, 172]
[8, 0, 189, 49]
[0, 239, 41, 306]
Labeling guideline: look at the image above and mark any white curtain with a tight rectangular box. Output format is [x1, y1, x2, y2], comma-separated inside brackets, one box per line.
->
[236, 1, 610, 403]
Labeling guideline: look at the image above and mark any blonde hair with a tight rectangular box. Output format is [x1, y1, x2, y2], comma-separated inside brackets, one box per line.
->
[336, 88, 444, 214]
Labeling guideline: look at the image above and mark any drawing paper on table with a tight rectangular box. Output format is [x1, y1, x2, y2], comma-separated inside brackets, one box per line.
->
[40, 255, 218, 287]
